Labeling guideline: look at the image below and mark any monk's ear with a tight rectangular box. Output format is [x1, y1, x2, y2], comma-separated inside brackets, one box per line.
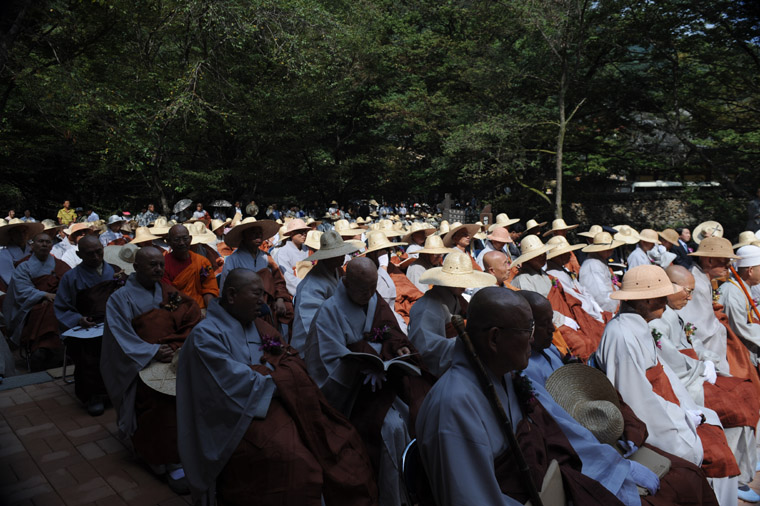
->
[223, 286, 237, 305]
[485, 326, 500, 355]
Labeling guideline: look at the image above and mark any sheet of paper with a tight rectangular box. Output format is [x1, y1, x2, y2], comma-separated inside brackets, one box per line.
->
[62, 323, 105, 339]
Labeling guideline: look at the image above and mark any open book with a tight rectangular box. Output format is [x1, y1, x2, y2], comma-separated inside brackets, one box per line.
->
[342, 352, 421, 376]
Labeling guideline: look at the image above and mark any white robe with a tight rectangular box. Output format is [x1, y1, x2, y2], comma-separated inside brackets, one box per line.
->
[50, 239, 74, 262]
[407, 285, 461, 377]
[276, 240, 308, 297]
[626, 246, 651, 269]
[405, 257, 433, 293]
[290, 262, 341, 354]
[61, 244, 82, 268]
[719, 276, 760, 364]
[579, 257, 619, 313]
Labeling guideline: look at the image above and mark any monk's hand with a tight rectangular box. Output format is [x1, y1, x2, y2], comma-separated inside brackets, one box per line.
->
[43, 293, 56, 303]
[154, 344, 174, 363]
[274, 298, 287, 316]
[361, 369, 386, 392]
[78, 316, 96, 328]
[628, 460, 659, 495]
[397, 346, 411, 357]
[702, 361, 717, 384]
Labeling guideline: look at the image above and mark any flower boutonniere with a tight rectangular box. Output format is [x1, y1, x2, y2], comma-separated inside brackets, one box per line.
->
[651, 328, 663, 349]
[161, 292, 183, 312]
[258, 334, 284, 356]
[684, 323, 697, 344]
[513, 372, 537, 413]
[200, 265, 212, 281]
[364, 325, 391, 343]
[551, 277, 559, 288]
[712, 287, 721, 303]
[611, 274, 621, 288]
[113, 271, 127, 287]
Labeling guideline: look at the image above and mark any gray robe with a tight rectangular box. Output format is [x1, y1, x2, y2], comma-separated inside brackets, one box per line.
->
[277, 240, 308, 297]
[176, 299, 276, 504]
[3, 254, 58, 345]
[290, 262, 341, 354]
[219, 247, 270, 291]
[0, 244, 28, 286]
[54, 261, 117, 331]
[406, 257, 434, 294]
[407, 285, 460, 377]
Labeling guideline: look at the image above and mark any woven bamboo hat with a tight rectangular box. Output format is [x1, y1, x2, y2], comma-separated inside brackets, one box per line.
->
[416, 234, 452, 255]
[692, 221, 723, 244]
[188, 222, 216, 245]
[104, 243, 138, 275]
[402, 222, 435, 243]
[148, 217, 171, 236]
[437, 220, 450, 236]
[733, 231, 757, 249]
[365, 230, 407, 254]
[546, 235, 584, 260]
[419, 251, 496, 288]
[130, 226, 161, 245]
[658, 228, 680, 245]
[487, 213, 520, 232]
[613, 225, 640, 245]
[210, 218, 230, 233]
[581, 232, 624, 253]
[577, 224, 604, 239]
[610, 264, 682, 300]
[442, 223, 481, 248]
[378, 220, 406, 238]
[41, 219, 63, 232]
[0, 219, 44, 246]
[486, 226, 513, 244]
[139, 352, 179, 396]
[305, 230, 359, 261]
[545, 364, 624, 446]
[639, 229, 661, 245]
[542, 218, 579, 237]
[334, 219, 364, 238]
[688, 236, 739, 259]
[524, 219, 547, 235]
[304, 230, 322, 251]
[225, 218, 280, 248]
[512, 235, 554, 266]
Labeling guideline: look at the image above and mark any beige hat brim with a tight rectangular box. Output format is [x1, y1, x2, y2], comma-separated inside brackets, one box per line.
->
[613, 233, 640, 245]
[577, 230, 600, 238]
[415, 246, 451, 255]
[419, 267, 496, 288]
[335, 228, 365, 237]
[689, 249, 740, 259]
[609, 282, 681, 300]
[104, 245, 136, 275]
[191, 231, 217, 245]
[0, 222, 45, 246]
[138, 361, 176, 396]
[542, 224, 578, 237]
[402, 228, 435, 244]
[442, 224, 481, 248]
[581, 239, 625, 253]
[488, 219, 519, 231]
[692, 221, 723, 245]
[225, 220, 280, 248]
[130, 232, 161, 245]
[546, 243, 585, 260]
[365, 240, 407, 255]
[512, 244, 555, 266]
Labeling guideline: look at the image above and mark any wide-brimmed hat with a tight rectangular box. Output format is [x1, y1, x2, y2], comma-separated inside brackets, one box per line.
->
[512, 235, 554, 266]
[437, 221, 450, 236]
[419, 251, 496, 288]
[546, 235, 585, 260]
[364, 230, 407, 254]
[487, 213, 520, 232]
[305, 230, 359, 261]
[368, 199, 379, 206]
[283, 218, 310, 237]
[658, 228, 680, 245]
[581, 232, 625, 253]
[577, 224, 603, 239]
[688, 236, 739, 259]
[224, 218, 280, 249]
[402, 222, 436, 244]
[148, 217, 171, 236]
[378, 220, 406, 238]
[41, 219, 63, 232]
[188, 222, 216, 245]
[334, 219, 364, 238]
[104, 243, 138, 275]
[210, 218, 230, 233]
[130, 226, 161, 245]
[639, 229, 661, 245]
[733, 231, 757, 249]
[304, 230, 322, 250]
[736, 245, 760, 268]
[524, 219, 547, 234]
[442, 223, 481, 248]
[63, 222, 92, 236]
[486, 226, 513, 244]
[545, 364, 624, 446]
[416, 234, 452, 255]
[0, 218, 44, 246]
[692, 221, 723, 244]
[542, 218, 579, 237]
[613, 225, 640, 245]
[610, 264, 682, 300]
[139, 353, 179, 396]
[106, 215, 126, 226]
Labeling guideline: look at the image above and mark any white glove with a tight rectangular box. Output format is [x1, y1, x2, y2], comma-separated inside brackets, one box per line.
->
[563, 316, 580, 331]
[361, 369, 386, 392]
[628, 460, 660, 495]
[702, 361, 717, 384]
[617, 439, 639, 458]
[378, 254, 389, 267]
[686, 409, 704, 427]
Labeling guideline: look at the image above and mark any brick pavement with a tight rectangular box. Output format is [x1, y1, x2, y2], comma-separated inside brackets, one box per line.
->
[0, 378, 192, 506]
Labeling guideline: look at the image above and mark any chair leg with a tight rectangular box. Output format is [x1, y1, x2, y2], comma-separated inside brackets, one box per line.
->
[62, 342, 74, 384]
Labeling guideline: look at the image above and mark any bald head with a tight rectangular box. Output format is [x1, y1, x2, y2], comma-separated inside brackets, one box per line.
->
[344, 257, 378, 306]
[223, 268, 261, 297]
[168, 224, 191, 258]
[468, 286, 531, 333]
[134, 246, 165, 288]
[78, 234, 101, 250]
[77, 235, 104, 268]
[518, 291, 554, 351]
[221, 268, 264, 323]
[665, 264, 695, 310]
[483, 251, 509, 286]
[666, 264, 693, 286]
[135, 245, 163, 264]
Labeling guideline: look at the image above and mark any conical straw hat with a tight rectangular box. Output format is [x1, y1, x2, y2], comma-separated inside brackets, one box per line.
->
[364, 230, 407, 254]
[546, 235, 584, 260]
[733, 231, 757, 249]
[609, 264, 682, 300]
[224, 219, 280, 248]
[442, 223, 480, 248]
[512, 235, 555, 266]
[542, 218, 579, 237]
[305, 230, 359, 261]
[402, 222, 435, 243]
[419, 251, 496, 288]
[577, 224, 603, 239]
[581, 232, 624, 253]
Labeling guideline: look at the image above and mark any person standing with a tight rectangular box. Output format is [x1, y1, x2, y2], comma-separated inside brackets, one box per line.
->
[57, 200, 77, 225]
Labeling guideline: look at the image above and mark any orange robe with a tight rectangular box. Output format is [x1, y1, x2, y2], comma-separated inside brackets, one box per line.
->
[162, 251, 219, 309]
[386, 263, 423, 324]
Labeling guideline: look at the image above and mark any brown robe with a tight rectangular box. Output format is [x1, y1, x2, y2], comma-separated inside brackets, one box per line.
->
[546, 274, 606, 362]
[387, 262, 423, 325]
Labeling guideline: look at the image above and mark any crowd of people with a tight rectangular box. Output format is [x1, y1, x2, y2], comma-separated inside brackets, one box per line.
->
[2, 196, 760, 506]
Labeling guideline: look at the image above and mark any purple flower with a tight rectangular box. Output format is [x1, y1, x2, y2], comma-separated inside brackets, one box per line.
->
[259, 334, 284, 355]
[364, 325, 391, 343]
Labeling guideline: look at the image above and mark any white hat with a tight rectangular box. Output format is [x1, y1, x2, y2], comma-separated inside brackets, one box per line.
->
[610, 265, 682, 300]
[364, 230, 407, 254]
[542, 218, 579, 237]
[736, 245, 760, 268]
[419, 251, 496, 288]
[512, 235, 555, 266]
[104, 244, 138, 275]
[613, 225, 640, 245]
[692, 221, 723, 244]
[106, 215, 127, 226]
[546, 235, 584, 260]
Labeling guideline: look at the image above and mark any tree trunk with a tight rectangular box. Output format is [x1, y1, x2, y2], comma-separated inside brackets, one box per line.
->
[554, 60, 568, 220]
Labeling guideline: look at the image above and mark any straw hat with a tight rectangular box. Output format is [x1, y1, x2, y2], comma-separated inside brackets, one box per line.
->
[610, 264, 682, 300]
[305, 230, 359, 261]
[688, 236, 739, 259]
[104, 243, 138, 275]
[149, 217, 171, 236]
[736, 245, 760, 268]
[210, 218, 230, 233]
[487, 213, 520, 232]
[546, 235, 585, 260]
[224, 218, 280, 249]
[402, 222, 435, 244]
[283, 218, 310, 237]
[0, 218, 44, 246]
[545, 364, 624, 446]
[442, 223, 480, 248]
[304, 230, 322, 250]
[130, 226, 161, 245]
[364, 230, 407, 254]
[419, 251, 496, 288]
[334, 219, 364, 237]
[581, 232, 625, 253]
[613, 225, 640, 245]
[63, 222, 92, 236]
[733, 231, 757, 249]
[638, 229, 661, 245]
[512, 235, 555, 266]
[524, 219, 547, 234]
[139, 352, 179, 396]
[437, 221, 450, 236]
[486, 226, 513, 244]
[188, 222, 216, 245]
[658, 228, 680, 245]
[542, 218, 579, 237]
[378, 220, 405, 238]
[41, 219, 62, 232]
[577, 224, 604, 239]
[368, 199, 379, 206]
[416, 234, 452, 255]
[106, 215, 126, 226]
[692, 221, 723, 244]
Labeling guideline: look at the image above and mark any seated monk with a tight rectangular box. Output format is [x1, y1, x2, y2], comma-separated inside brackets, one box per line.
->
[304, 257, 433, 506]
[54, 236, 127, 416]
[405, 234, 448, 293]
[162, 224, 219, 310]
[417, 287, 628, 505]
[101, 246, 201, 494]
[221, 219, 293, 332]
[177, 269, 378, 505]
[99, 215, 131, 246]
[522, 291, 718, 506]
[3, 232, 70, 370]
[596, 265, 739, 505]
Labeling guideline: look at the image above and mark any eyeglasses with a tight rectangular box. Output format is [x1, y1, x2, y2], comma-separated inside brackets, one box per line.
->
[682, 287, 694, 296]
[497, 320, 535, 339]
